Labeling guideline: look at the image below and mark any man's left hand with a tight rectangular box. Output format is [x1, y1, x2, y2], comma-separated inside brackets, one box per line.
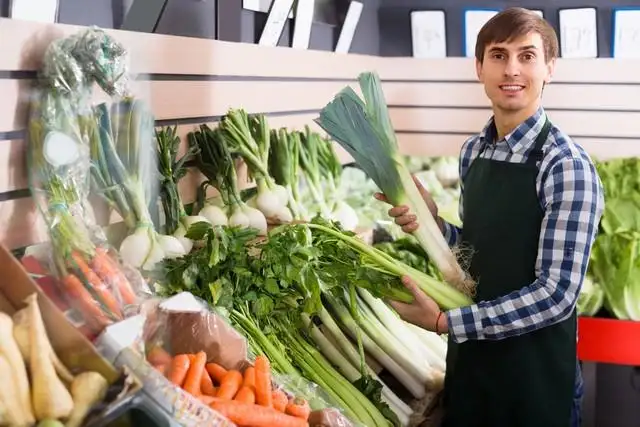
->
[388, 276, 448, 334]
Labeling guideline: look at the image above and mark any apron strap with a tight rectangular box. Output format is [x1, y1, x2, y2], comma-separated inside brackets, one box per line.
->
[526, 117, 552, 166]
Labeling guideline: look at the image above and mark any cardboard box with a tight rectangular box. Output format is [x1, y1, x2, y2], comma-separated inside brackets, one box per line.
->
[0, 243, 147, 426]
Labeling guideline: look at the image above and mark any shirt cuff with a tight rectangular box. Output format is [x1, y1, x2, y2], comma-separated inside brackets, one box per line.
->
[446, 305, 484, 343]
[440, 218, 459, 247]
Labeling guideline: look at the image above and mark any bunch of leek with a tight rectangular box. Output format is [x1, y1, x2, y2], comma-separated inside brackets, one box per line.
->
[268, 128, 307, 220]
[188, 124, 268, 234]
[156, 125, 211, 253]
[91, 99, 186, 270]
[315, 71, 473, 295]
[219, 110, 292, 224]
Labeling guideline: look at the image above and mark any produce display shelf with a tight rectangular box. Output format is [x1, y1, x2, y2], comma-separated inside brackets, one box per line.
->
[577, 316, 640, 366]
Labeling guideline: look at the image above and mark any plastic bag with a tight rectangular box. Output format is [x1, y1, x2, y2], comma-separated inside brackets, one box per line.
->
[25, 28, 150, 337]
[137, 292, 359, 427]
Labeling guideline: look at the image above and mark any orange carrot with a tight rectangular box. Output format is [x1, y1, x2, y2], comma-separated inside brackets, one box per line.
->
[198, 395, 220, 406]
[187, 354, 196, 364]
[61, 273, 111, 330]
[71, 252, 123, 319]
[201, 371, 217, 396]
[285, 398, 311, 420]
[216, 370, 243, 400]
[243, 366, 256, 391]
[167, 354, 191, 387]
[205, 362, 228, 383]
[93, 247, 137, 305]
[272, 389, 288, 412]
[209, 400, 309, 427]
[147, 347, 173, 367]
[254, 355, 273, 407]
[183, 351, 207, 396]
[234, 386, 255, 404]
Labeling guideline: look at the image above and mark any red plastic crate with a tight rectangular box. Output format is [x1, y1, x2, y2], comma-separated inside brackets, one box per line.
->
[578, 316, 640, 366]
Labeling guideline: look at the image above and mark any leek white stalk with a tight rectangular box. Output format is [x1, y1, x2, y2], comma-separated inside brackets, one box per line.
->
[313, 309, 414, 418]
[301, 314, 411, 426]
[359, 289, 446, 372]
[323, 296, 426, 398]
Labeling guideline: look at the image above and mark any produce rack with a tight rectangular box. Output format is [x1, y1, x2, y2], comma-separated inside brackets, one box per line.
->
[0, 15, 638, 427]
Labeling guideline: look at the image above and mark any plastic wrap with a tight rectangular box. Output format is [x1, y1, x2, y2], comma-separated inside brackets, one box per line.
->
[25, 27, 150, 337]
[135, 292, 357, 427]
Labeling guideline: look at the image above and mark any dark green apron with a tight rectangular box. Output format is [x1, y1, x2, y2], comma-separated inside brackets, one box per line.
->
[441, 119, 577, 427]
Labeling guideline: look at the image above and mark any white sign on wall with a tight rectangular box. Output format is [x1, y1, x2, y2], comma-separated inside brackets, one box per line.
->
[10, 0, 58, 23]
[464, 9, 499, 58]
[612, 9, 640, 58]
[559, 8, 598, 58]
[410, 10, 447, 58]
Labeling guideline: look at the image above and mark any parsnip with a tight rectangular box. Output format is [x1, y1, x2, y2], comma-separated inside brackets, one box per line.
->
[0, 353, 30, 426]
[26, 294, 74, 420]
[65, 372, 109, 427]
[13, 307, 74, 384]
[0, 312, 35, 424]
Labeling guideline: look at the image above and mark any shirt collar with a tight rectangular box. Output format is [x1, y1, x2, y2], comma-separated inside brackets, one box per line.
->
[479, 106, 547, 153]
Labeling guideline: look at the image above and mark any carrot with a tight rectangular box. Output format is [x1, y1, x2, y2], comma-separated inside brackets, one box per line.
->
[187, 354, 196, 364]
[272, 389, 288, 412]
[70, 252, 123, 319]
[234, 386, 255, 404]
[205, 362, 228, 384]
[243, 366, 256, 391]
[147, 347, 173, 367]
[183, 351, 207, 396]
[61, 274, 111, 330]
[254, 355, 273, 407]
[216, 370, 243, 400]
[201, 371, 217, 396]
[167, 354, 191, 387]
[285, 398, 311, 420]
[210, 400, 309, 427]
[198, 395, 220, 406]
[93, 247, 137, 305]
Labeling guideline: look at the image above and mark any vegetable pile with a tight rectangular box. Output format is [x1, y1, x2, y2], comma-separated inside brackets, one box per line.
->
[152, 217, 457, 426]
[0, 294, 109, 426]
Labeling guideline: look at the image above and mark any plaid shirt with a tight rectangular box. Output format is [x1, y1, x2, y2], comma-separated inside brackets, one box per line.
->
[442, 107, 605, 343]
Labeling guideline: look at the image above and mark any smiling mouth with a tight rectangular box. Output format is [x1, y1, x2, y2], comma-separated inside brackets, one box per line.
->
[499, 84, 525, 92]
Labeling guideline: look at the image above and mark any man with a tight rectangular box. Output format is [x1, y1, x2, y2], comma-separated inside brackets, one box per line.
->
[376, 8, 605, 427]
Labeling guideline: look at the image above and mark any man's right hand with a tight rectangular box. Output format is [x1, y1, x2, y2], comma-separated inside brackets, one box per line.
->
[374, 175, 443, 233]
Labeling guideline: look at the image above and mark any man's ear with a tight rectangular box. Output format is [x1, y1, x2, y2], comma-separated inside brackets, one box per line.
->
[475, 59, 483, 82]
[544, 57, 556, 84]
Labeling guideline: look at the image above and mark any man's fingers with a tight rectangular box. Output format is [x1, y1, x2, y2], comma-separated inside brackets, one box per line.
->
[374, 192, 388, 203]
[387, 299, 411, 316]
[401, 276, 425, 301]
[402, 222, 419, 233]
[412, 175, 430, 199]
[395, 214, 417, 226]
[388, 205, 409, 217]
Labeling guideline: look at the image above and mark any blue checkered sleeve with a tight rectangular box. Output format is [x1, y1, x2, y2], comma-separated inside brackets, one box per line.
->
[446, 156, 605, 343]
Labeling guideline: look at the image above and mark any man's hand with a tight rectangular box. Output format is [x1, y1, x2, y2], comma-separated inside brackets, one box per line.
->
[388, 276, 448, 334]
[374, 175, 443, 233]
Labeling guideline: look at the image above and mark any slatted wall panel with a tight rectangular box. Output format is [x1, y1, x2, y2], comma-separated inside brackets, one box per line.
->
[1, 18, 639, 250]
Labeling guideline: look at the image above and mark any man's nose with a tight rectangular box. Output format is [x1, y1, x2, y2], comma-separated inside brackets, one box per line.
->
[504, 58, 521, 77]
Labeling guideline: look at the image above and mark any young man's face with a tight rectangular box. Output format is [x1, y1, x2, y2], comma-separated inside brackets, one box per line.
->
[476, 32, 555, 115]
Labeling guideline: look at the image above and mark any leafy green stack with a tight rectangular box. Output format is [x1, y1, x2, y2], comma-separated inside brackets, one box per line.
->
[587, 158, 640, 320]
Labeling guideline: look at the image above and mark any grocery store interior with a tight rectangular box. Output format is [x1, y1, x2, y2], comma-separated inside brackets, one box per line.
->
[0, 1, 638, 426]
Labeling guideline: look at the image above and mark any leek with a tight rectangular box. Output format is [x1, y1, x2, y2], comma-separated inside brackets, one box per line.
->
[315, 71, 474, 294]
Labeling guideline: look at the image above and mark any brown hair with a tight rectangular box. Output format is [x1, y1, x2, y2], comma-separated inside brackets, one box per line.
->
[475, 7, 559, 63]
